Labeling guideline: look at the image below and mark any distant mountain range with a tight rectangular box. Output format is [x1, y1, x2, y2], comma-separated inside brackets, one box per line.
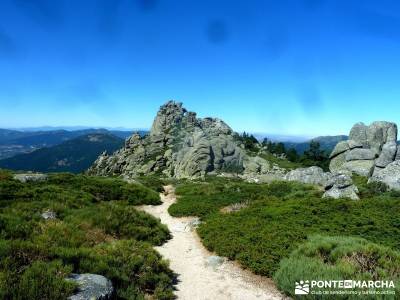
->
[0, 133, 124, 173]
[254, 133, 312, 143]
[0, 125, 348, 174]
[0, 128, 144, 159]
[282, 135, 348, 154]
[7, 126, 145, 132]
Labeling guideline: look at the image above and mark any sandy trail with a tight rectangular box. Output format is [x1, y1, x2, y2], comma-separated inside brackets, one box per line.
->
[137, 185, 286, 300]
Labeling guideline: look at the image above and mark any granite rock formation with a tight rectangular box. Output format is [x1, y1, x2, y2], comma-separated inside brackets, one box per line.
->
[329, 121, 398, 177]
[88, 101, 272, 179]
[285, 166, 360, 200]
[369, 160, 400, 191]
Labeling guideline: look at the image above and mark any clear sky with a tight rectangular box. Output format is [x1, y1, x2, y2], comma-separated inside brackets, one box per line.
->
[1, 0, 400, 136]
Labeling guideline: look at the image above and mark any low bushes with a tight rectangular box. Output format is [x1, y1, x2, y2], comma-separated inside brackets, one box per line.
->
[274, 235, 400, 299]
[172, 177, 400, 277]
[48, 173, 161, 205]
[169, 176, 317, 218]
[135, 175, 168, 193]
[0, 171, 174, 299]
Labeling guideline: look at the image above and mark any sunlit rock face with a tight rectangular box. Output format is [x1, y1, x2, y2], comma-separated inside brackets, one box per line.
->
[329, 121, 398, 178]
[88, 100, 271, 179]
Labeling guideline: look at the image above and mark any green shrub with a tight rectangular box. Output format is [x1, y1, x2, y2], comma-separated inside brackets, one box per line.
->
[0, 172, 174, 299]
[274, 235, 400, 299]
[170, 177, 319, 218]
[169, 177, 295, 218]
[123, 183, 161, 205]
[66, 202, 170, 245]
[79, 240, 175, 299]
[0, 169, 12, 181]
[259, 152, 302, 170]
[136, 175, 167, 193]
[353, 175, 389, 198]
[16, 261, 75, 300]
[172, 177, 400, 277]
[47, 173, 161, 204]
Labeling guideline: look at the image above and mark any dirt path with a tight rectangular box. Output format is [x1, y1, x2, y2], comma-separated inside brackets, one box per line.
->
[137, 185, 286, 300]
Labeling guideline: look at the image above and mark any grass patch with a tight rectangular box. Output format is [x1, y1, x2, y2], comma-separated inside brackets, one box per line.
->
[171, 176, 400, 277]
[259, 152, 302, 170]
[169, 176, 318, 218]
[135, 175, 168, 193]
[0, 171, 174, 299]
[274, 235, 400, 299]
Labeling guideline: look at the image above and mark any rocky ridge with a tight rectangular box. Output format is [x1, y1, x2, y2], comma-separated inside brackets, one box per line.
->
[90, 102, 400, 199]
[88, 101, 276, 179]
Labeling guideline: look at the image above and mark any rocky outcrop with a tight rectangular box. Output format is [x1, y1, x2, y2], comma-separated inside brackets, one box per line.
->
[369, 160, 400, 191]
[329, 121, 398, 177]
[67, 274, 113, 300]
[284, 166, 331, 186]
[88, 101, 272, 179]
[285, 166, 360, 200]
[323, 173, 359, 200]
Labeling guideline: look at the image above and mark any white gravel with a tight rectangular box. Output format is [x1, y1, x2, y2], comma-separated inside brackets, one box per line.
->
[137, 185, 287, 300]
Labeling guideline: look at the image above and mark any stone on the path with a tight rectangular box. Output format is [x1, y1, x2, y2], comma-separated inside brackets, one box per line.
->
[185, 218, 202, 231]
[67, 274, 113, 300]
[206, 256, 225, 270]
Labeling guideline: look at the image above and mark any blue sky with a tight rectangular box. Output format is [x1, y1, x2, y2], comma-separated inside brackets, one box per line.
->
[1, 0, 400, 136]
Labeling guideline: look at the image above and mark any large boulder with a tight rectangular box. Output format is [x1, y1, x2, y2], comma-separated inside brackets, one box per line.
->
[283, 167, 360, 200]
[67, 274, 113, 300]
[375, 142, 397, 168]
[243, 156, 270, 174]
[349, 122, 368, 145]
[88, 101, 269, 179]
[329, 121, 398, 178]
[369, 160, 400, 191]
[329, 140, 362, 159]
[323, 173, 359, 200]
[329, 152, 347, 173]
[396, 145, 400, 161]
[323, 185, 359, 200]
[366, 121, 397, 153]
[341, 160, 375, 177]
[345, 148, 376, 161]
[284, 166, 331, 186]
